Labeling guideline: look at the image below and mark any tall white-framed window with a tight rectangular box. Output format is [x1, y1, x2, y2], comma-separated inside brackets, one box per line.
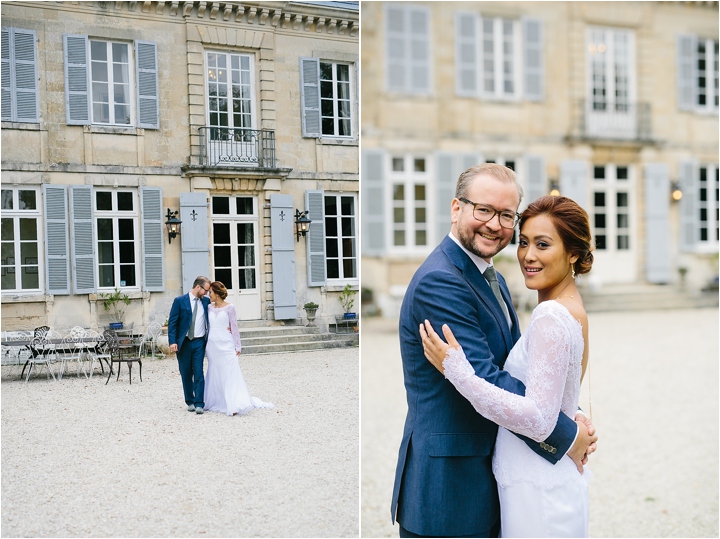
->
[1, 187, 42, 292]
[324, 193, 357, 282]
[320, 61, 353, 137]
[697, 164, 719, 246]
[586, 27, 637, 138]
[591, 165, 633, 252]
[90, 40, 132, 125]
[385, 3, 431, 95]
[696, 39, 719, 111]
[95, 189, 139, 290]
[456, 14, 543, 101]
[389, 155, 429, 251]
[64, 35, 158, 128]
[205, 51, 258, 165]
[1, 27, 40, 123]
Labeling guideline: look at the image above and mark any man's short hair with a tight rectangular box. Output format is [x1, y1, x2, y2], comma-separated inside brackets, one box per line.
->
[192, 276, 209, 289]
[455, 163, 524, 205]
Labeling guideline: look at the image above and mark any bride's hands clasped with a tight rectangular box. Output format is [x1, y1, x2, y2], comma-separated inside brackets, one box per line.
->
[419, 320, 463, 375]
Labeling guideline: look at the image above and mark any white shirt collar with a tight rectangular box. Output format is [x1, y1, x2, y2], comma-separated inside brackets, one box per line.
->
[448, 232, 493, 275]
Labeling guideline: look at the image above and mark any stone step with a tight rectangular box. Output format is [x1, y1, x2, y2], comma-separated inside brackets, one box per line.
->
[243, 334, 358, 355]
[239, 326, 322, 339]
[582, 284, 719, 312]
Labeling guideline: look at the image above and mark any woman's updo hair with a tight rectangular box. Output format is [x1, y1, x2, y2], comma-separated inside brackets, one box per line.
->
[519, 196, 595, 276]
[210, 281, 228, 300]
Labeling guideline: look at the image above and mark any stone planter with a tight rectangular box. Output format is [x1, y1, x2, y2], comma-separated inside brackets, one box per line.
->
[304, 307, 318, 326]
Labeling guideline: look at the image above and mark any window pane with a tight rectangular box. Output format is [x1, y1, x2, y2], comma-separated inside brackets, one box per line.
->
[342, 237, 356, 258]
[617, 167, 628, 180]
[238, 268, 255, 289]
[2, 219, 14, 241]
[392, 158, 404, 172]
[416, 229, 427, 246]
[343, 258, 357, 279]
[237, 245, 255, 266]
[1, 190, 12, 210]
[415, 184, 426, 201]
[118, 219, 134, 240]
[325, 217, 338, 237]
[119, 264, 135, 287]
[596, 235, 606, 250]
[237, 223, 253, 243]
[341, 197, 354, 216]
[21, 267, 39, 290]
[594, 214, 606, 228]
[98, 242, 114, 264]
[18, 191, 36, 210]
[393, 184, 404, 200]
[414, 158, 425, 172]
[236, 197, 253, 215]
[415, 207, 426, 223]
[327, 259, 339, 279]
[325, 238, 339, 258]
[617, 192, 628, 207]
[213, 223, 230, 244]
[394, 230, 405, 246]
[617, 214, 629, 228]
[594, 192, 606, 206]
[1, 242, 14, 264]
[119, 241, 135, 263]
[214, 245, 231, 266]
[97, 219, 114, 240]
[99, 265, 114, 287]
[215, 268, 232, 290]
[341, 217, 354, 236]
[617, 235, 629, 250]
[96, 192, 113, 211]
[325, 197, 338, 216]
[19, 219, 37, 241]
[393, 208, 405, 223]
[594, 166, 606, 179]
[20, 241, 38, 261]
[212, 197, 230, 215]
[117, 192, 133, 211]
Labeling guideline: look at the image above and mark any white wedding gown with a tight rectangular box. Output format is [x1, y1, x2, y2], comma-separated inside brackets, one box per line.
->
[204, 303, 274, 416]
[443, 300, 590, 537]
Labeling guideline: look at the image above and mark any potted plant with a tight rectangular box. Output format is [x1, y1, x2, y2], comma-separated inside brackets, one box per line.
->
[303, 301, 319, 325]
[98, 288, 131, 329]
[338, 284, 357, 319]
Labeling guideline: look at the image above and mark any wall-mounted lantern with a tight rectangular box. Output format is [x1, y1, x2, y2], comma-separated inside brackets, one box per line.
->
[671, 181, 683, 202]
[295, 209, 312, 242]
[549, 180, 561, 197]
[165, 208, 182, 244]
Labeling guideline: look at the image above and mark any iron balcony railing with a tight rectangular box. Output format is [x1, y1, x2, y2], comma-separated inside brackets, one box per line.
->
[572, 99, 652, 142]
[198, 126, 276, 168]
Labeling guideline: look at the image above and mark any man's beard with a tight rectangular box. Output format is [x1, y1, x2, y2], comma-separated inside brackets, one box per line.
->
[456, 225, 507, 260]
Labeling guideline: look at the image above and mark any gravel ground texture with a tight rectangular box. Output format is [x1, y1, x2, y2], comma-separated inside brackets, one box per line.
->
[2, 348, 359, 538]
[361, 308, 719, 538]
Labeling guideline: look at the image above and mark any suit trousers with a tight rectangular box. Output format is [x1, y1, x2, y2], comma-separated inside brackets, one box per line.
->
[398, 521, 499, 538]
[177, 336, 206, 407]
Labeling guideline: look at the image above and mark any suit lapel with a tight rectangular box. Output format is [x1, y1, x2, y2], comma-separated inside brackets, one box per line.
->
[441, 237, 515, 352]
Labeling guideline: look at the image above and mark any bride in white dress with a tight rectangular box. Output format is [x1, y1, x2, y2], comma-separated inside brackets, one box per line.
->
[204, 281, 273, 416]
[421, 196, 594, 537]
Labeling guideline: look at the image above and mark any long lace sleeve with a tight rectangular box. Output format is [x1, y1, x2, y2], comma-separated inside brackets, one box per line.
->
[227, 304, 242, 353]
[442, 309, 573, 442]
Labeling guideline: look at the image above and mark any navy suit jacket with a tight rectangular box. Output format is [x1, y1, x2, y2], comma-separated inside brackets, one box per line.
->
[167, 293, 210, 352]
[391, 235, 578, 537]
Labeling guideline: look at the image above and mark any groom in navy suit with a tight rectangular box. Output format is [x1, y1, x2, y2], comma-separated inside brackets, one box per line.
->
[168, 276, 211, 414]
[391, 164, 596, 537]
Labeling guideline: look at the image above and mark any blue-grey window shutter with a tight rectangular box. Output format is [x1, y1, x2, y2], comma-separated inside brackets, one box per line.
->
[524, 155, 546, 209]
[679, 161, 697, 251]
[436, 153, 457, 242]
[677, 35, 696, 112]
[385, 5, 407, 92]
[63, 34, 90, 125]
[523, 17, 544, 102]
[644, 164, 671, 283]
[300, 57, 321, 138]
[2, 28, 39, 123]
[1, 29, 10, 121]
[135, 40, 159, 129]
[306, 190, 327, 287]
[270, 194, 297, 319]
[362, 149, 386, 255]
[560, 160, 588, 210]
[180, 192, 210, 293]
[140, 187, 164, 291]
[456, 12, 478, 97]
[69, 185, 96, 294]
[410, 6, 431, 94]
[43, 184, 70, 295]
[460, 153, 483, 173]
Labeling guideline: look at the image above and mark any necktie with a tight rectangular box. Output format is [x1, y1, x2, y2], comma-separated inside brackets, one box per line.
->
[188, 297, 198, 339]
[483, 266, 509, 322]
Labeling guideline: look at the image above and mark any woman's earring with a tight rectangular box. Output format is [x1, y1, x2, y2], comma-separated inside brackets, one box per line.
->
[571, 266, 576, 279]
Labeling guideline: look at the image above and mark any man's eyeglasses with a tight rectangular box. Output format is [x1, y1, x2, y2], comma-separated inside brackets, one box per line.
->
[459, 198, 520, 229]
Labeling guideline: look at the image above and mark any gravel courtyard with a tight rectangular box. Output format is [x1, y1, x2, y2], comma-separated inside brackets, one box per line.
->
[2, 348, 359, 538]
[361, 308, 719, 538]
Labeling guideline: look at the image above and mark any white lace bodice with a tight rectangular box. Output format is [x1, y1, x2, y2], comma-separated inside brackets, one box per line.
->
[443, 300, 585, 488]
[208, 303, 242, 353]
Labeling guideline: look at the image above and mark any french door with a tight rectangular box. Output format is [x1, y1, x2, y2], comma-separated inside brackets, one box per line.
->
[211, 196, 261, 320]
